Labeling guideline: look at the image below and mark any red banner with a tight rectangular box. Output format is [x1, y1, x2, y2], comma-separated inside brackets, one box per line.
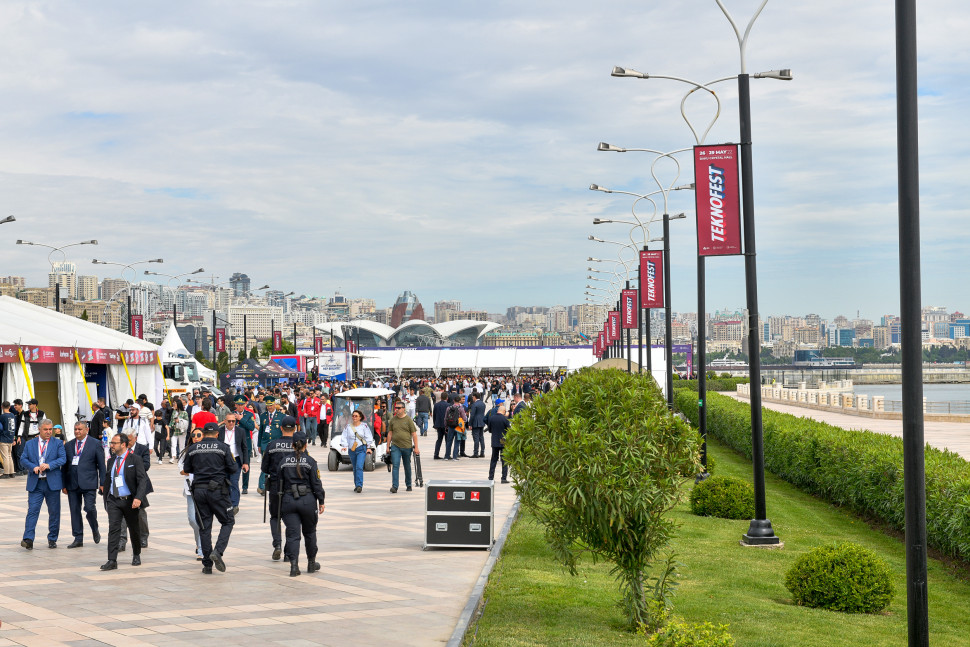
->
[272, 330, 283, 352]
[621, 289, 638, 329]
[694, 144, 742, 256]
[314, 336, 323, 354]
[608, 311, 620, 342]
[639, 250, 664, 309]
[215, 328, 226, 353]
[130, 315, 144, 339]
[0, 346, 156, 365]
[345, 339, 358, 354]
[596, 332, 604, 356]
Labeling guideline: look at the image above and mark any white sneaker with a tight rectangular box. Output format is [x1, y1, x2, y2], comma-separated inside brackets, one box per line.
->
[168, 459, 175, 464]
[157, 459, 162, 464]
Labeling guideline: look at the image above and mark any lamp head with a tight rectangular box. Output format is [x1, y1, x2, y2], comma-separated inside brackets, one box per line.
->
[597, 142, 626, 152]
[1, 215, 16, 224]
[754, 69, 793, 81]
[85, 239, 98, 245]
[589, 184, 611, 193]
[611, 66, 649, 79]
[592, 218, 608, 225]
[193, 268, 204, 273]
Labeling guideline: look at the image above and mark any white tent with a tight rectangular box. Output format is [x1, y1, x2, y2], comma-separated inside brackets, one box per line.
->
[361, 347, 597, 377]
[159, 324, 216, 383]
[0, 296, 161, 425]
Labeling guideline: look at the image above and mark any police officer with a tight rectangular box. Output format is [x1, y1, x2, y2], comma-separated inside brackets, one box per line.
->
[182, 422, 237, 574]
[233, 395, 256, 494]
[257, 396, 284, 495]
[279, 429, 325, 577]
[260, 415, 295, 561]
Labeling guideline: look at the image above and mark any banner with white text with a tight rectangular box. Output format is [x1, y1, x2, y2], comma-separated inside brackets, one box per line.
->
[694, 144, 742, 256]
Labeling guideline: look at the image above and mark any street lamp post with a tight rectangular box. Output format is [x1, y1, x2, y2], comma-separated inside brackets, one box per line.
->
[92, 258, 163, 334]
[144, 268, 204, 330]
[17, 239, 98, 312]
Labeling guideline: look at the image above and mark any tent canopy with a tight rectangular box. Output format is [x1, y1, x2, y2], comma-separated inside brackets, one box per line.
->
[159, 324, 216, 382]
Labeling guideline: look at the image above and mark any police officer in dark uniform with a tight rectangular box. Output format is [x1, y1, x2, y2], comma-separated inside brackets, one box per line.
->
[260, 415, 296, 561]
[278, 429, 325, 577]
[182, 422, 237, 574]
[257, 396, 284, 494]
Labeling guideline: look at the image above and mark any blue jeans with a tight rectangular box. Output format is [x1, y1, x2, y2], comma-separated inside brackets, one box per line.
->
[445, 429, 461, 459]
[390, 445, 413, 489]
[24, 478, 60, 542]
[349, 445, 367, 488]
[415, 412, 429, 436]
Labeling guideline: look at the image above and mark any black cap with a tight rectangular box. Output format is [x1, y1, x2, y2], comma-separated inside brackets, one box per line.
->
[292, 430, 308, 444]
[203, 422, 220, 434]
[281, 415, 298, 429]
[27, 398, 38, 405]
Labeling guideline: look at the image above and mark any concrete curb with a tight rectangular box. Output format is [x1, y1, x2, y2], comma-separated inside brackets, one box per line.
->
[446, 497, 522, 647]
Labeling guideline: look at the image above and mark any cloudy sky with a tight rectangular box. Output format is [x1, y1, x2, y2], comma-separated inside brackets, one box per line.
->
[1, 1, 967, 321]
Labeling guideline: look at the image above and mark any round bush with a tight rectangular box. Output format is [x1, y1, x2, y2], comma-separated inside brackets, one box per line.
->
[784, 543, 895, 613]
[689, 475, 754, 519]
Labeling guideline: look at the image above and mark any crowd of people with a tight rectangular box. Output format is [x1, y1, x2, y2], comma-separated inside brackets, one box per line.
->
[2, 372, 561, 577]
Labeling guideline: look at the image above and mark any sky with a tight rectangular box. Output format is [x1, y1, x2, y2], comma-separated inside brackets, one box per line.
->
[1, 1, 968, 322]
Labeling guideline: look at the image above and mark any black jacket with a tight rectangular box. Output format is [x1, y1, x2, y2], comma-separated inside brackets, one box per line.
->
[218, 424, 250, 467]
[432, 399, 450, 429]
[63, 436, 107, 491]
[103, 451, 150, 501]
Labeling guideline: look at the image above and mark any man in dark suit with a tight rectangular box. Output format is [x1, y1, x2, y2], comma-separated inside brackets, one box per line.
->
[467, 392, 486, 458]
[218, 413, 250, 513]
[99, 432, 149, 570]
[61, 420, 107, 548]
[89, 400, 107, 441]
[431, 392, 450, 460]
[20, 419, 67, 549]
[119, 431, 153, 550]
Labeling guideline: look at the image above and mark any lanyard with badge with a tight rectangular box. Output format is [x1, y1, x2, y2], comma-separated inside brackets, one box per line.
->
[38, 438, 49, 476]
[114, 449, 131, 491]
[73, 437, 86, 466]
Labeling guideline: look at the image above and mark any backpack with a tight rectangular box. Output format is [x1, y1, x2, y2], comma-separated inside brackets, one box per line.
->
[445, 405, 460, 428]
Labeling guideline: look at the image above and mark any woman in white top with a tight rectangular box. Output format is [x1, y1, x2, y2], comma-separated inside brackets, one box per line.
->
[179, 428, 205, 560]
[340, 410, 376, 493]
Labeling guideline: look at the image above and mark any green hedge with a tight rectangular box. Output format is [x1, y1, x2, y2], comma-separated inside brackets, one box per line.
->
[676, 378, 749, 393]
[674, 390, 970, 563]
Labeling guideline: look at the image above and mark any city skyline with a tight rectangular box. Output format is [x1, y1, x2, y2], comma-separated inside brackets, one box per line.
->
[1, 2, 968, 316]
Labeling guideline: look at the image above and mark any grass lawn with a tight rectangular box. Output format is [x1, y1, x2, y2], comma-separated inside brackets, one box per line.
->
[465, 436, 970, 646]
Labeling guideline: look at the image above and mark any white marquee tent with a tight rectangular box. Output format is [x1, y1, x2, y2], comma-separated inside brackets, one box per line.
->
[360, 347, 600, 378]
[159, 324, 217, 383]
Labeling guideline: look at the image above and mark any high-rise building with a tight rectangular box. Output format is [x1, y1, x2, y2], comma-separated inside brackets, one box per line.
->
[229, 272, 251, 297]
[0, 276, 26, 287]
[390, 291, 425, 328]
[75, 275, 98, 301]
[100, 278, 128, 302]
[435, 300, 462, 323]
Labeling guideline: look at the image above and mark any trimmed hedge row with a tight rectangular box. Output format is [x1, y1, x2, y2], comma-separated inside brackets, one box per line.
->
[676, 378, 749, 393]
[674, 389, 970, 562]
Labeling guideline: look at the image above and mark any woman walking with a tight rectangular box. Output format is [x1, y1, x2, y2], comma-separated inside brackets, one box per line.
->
[179, 428, 205, 560]
[340, 410, 375, 493]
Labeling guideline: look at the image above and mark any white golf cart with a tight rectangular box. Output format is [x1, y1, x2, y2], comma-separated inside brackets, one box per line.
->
[327, 387, 393, 472]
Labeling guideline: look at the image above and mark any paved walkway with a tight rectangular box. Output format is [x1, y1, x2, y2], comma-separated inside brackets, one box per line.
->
[729, 393, 970, 460]
[0, 442, 516, 647]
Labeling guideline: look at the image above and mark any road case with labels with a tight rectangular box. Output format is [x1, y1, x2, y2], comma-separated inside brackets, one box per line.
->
[425, 479, 494, 549]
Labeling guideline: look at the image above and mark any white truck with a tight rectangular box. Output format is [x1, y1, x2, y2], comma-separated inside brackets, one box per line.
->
[161, 359, 203, 398]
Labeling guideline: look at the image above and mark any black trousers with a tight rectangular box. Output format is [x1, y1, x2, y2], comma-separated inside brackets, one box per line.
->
[120, 507, 149, 545]
[66, 488, 99, 540]
[269, 482, 282, 548]
[488, 447, 507, 481]
[433, 427, 447, 457]
[153, 435, 169, 460]
[281, 493, 318, 562]
[193, 486, 234, 568]
[105, 495, 141, 561]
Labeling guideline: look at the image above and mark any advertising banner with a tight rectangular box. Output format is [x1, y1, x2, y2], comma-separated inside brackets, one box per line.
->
[0, 346, 155, 364]
[608, 311, 620, 342]
[272, 330, 282, 352]
[130, 315, 144, 340]
[621, 289, 638, 329]
[215, 328, 226, 353]
[639, 250, 664, 309]
[345, 339, 357, 354]
[694, 144, 742, 256]
[314, 336, 323, 354]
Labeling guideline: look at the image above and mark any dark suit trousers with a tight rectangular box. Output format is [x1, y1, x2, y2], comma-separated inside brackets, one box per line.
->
[67, 488, 99, 539]
[488, 447, 507, 481]
[119, 507, 149, 545]
[105, 495, 141, 561]
[194, 487, 234, 567]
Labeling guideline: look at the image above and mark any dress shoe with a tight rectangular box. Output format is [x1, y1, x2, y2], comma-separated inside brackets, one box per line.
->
[93, 529, 101, 544]
[307, 560, 321, 573]
[289, 560, 301, 577]
[232, 506, 240, 516]
[100, 560, 117, 571]
[433, 456, 442, 460]
[501, 479, 510, 484]
[211, 551, 226, 572]
[201, 565, 212, 574]
[48, 540, 57, 549]
[67, 540, 83, 549]
[118, 543, 126, 552]
[389, 487, 398, 493]
[140, 539, 148, 548]
[406, 486, 413, 492]
[131, 555, 141, 566]
[354, 486, 361, 493]
[272, 547, 282, 561]
[257, 487, 265, 496]
[20, 538, 33, 550]
[242, 488, 248, 495]
[461, 453, 470, 458]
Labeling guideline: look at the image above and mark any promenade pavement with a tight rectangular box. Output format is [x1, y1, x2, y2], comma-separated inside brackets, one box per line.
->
[0, 442, 516, 647]
[728, 392, 970, 460]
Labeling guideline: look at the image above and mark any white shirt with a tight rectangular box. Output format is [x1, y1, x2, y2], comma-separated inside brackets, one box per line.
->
[340, 423, 376, 450]
[224, 426, 238, 458]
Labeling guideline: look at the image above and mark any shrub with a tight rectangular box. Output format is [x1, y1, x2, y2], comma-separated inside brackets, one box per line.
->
[784, 543, 895, 613]
[701, 452, 716, 475]
[644, 618, 735, 647]
[689, 476, 754, 519]
[675, 377, 749, 393]
[674, 389, 970, 563]
[504, 368, 701, 629]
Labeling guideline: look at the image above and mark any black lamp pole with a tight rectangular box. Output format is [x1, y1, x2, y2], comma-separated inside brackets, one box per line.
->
[697, 253, 709, 480]
[738, 72, 779, 546]
[895, 0, 928, 643]
[662, 215, 673, 409]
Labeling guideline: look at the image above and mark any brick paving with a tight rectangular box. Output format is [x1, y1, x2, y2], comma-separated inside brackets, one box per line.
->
[0, 443, 516, 647]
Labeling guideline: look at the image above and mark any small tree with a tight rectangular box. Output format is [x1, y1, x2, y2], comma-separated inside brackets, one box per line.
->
[194, 350, 213, 370]
[261, 338, 295, 357]
[215, 351, 230, 375]
[238, 349, 247, 363]
[504, 368, 700, 629]
[80, 309, 89, 321]
[249, 346, 259, 359]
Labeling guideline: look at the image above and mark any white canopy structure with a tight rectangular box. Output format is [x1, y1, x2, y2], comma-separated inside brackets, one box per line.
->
[0, 296, 162, 426]
[361, 347, 597, 377]
[159, 324, 216, 383]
